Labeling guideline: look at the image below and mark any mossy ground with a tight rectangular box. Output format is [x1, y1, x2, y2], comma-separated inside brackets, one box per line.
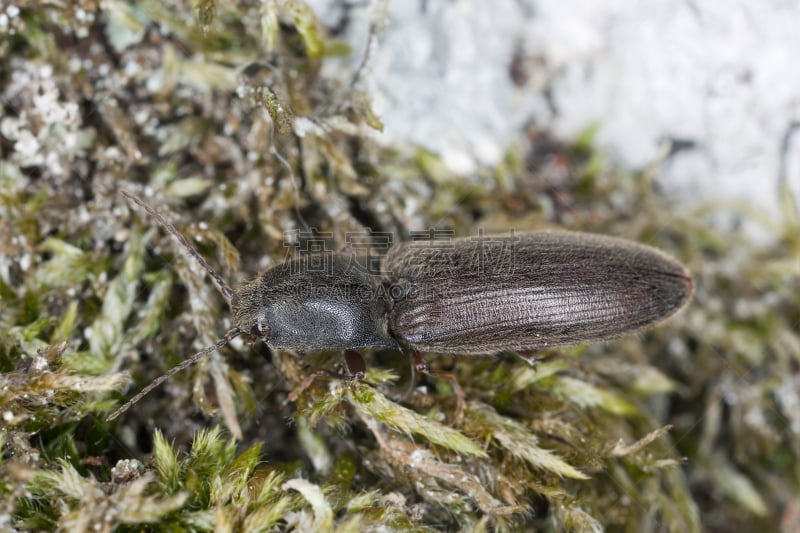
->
[1, 1, 798, 532]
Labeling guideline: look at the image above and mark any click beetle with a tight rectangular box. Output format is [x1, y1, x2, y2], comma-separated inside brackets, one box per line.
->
[107, 190, 692, 420]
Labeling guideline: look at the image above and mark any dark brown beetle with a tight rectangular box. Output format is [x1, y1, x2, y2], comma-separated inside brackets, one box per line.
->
[107, 190, 692, 420]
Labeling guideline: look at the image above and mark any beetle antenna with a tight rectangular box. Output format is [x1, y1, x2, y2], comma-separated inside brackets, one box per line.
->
[106, 327, 242, 421]
[120, 190, 236, 301]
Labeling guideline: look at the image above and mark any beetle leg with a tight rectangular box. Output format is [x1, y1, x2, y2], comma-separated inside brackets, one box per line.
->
[285, 370, 334, 404]
[518, 350, 559, 366]
[286, 371, 322, 404]
[518, 350, 539, 365]
[434, 370, 466, 426]
[412, 350, 430, 373]
[344, 350, 366, 380]
[285, 352, 366, 406]
[243, 336, 258, 347]
[412, 351, 465, 426]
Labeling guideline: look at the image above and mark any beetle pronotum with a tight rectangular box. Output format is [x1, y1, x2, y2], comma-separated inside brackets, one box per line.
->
[107, 190, 693, 421]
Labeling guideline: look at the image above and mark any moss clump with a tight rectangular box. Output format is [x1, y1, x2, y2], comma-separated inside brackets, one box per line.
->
[1, 1, 798, 531]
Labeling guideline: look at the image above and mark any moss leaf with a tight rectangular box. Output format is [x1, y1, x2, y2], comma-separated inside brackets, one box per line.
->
[465, 402, 588, 480]
[346, 382, 487, 457]
[547, 376, 638, 416]
[281, 479, 333, 531]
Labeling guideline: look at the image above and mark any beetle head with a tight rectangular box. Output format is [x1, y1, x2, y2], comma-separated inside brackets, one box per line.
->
[231, 279, 270, 341]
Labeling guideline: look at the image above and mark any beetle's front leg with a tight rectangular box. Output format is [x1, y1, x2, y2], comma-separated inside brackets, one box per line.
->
[286, 350, 367, 405]
[344, 350, 366, 380]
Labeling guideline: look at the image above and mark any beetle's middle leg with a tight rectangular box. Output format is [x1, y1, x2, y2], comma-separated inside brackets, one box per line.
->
[412, 351, 466, 426]
[518, 350, 560, 366]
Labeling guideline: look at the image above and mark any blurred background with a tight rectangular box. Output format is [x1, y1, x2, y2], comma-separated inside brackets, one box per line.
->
[312, 0, 800, 236]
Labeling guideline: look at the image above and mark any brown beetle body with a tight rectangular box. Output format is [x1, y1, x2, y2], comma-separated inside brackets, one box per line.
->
[231, 231, 692, 355]
[108, 190, 693, 421]
[383, 232, 692, 354]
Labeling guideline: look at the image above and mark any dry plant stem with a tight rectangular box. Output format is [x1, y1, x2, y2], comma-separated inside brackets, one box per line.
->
[355, 409, 521, 516]
[356, 407, 392, 450]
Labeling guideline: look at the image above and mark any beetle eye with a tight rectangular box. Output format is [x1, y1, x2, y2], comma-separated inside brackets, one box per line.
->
[250, 323, 265, 337]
